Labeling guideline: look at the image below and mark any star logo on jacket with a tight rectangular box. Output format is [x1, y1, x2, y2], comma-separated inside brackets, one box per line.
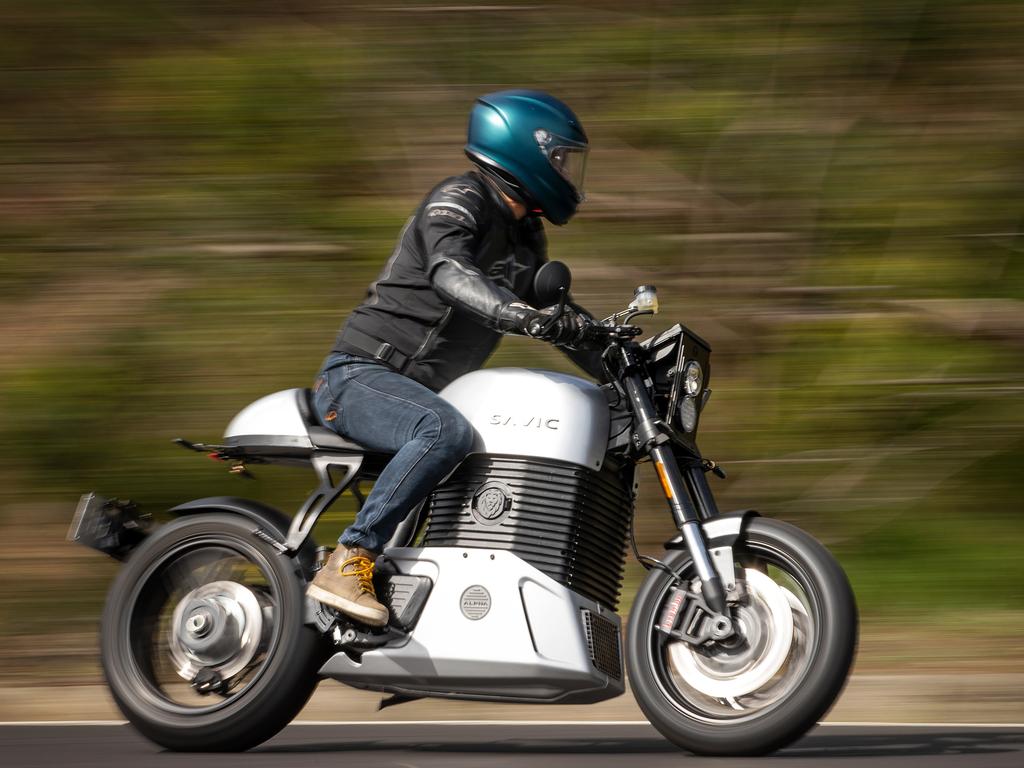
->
[441, 184, 482, 199]
[487, 251, 532, 290]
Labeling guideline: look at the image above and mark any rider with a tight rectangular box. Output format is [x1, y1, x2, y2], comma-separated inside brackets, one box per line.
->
[307, 90, 604, 626]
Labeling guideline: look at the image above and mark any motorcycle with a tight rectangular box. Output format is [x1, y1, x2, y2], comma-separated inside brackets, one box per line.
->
[71, 261, 856, 756]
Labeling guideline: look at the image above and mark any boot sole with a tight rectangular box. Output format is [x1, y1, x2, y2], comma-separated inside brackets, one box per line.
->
[306, 583, 389, 627]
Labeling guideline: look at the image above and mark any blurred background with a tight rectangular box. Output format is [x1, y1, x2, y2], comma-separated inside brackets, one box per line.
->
[0, 0, 1021, 708]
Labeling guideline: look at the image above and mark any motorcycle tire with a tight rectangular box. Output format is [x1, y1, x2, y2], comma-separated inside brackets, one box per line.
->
[100, 512, 324, 751]
[627, 516, 857, 756]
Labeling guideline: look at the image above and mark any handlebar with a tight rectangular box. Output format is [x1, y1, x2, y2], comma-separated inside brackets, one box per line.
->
[533, 292, 645, 350]
[580, 320, 644, 347]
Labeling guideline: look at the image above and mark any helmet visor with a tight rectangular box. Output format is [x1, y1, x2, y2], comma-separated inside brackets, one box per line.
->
[548, 145, 588, 200]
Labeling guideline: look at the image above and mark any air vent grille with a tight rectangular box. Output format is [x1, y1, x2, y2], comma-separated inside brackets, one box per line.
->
[422, 455, 633, 610]
[583, 609, 622, 680]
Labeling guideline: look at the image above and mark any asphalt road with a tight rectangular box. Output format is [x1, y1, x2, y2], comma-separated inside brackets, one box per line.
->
[2, 723, 1023, 767]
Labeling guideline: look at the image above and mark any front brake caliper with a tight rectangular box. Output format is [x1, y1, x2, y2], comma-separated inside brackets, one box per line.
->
[656, 585, 734, 645]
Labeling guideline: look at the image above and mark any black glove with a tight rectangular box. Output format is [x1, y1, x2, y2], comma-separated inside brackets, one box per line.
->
[497, 301, 592, 347]
[527, 305, 591, 347]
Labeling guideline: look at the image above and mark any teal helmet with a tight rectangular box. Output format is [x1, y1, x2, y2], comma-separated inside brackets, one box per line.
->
[465, 90, 589, 226]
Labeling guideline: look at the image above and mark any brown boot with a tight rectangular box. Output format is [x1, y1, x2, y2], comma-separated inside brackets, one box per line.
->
[307, 546, 389, 627]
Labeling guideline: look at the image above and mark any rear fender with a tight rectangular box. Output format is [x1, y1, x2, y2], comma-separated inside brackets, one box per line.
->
[169, 496, 316, 571]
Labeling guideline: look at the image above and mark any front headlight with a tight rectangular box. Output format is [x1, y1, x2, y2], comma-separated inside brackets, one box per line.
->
[678, 397, 698, 432]
[683, 360, 703, 397]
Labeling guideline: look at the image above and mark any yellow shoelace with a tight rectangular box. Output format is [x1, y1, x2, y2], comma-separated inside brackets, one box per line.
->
[339, 556, 377, 597]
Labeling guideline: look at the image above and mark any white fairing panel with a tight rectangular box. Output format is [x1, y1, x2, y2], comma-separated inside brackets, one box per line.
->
[223, 388, 313, 450]
[440, 368, 610, 470]
[319, 547, 623, 703]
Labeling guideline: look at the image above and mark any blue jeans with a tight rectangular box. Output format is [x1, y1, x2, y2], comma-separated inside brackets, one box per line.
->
[312, 352, 475, 553]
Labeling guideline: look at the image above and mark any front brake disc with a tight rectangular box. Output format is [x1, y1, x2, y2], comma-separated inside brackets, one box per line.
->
[667, 568, 795, 699]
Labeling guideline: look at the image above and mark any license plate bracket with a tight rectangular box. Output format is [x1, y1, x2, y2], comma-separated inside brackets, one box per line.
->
[68, 493, 151, 560]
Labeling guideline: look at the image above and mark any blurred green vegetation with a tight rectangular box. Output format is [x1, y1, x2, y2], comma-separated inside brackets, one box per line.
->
[1, 1, 1022, 678]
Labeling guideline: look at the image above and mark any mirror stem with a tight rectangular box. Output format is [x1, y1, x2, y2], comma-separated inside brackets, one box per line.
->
[538, 287, 569, 335]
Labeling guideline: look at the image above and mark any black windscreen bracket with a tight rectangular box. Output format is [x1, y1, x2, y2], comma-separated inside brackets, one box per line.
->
[664, 330, 688, 422]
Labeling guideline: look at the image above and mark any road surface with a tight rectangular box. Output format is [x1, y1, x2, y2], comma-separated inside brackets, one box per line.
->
[2, 722, 1022, 767]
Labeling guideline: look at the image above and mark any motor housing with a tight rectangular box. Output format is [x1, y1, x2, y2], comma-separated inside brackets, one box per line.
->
[422, 454, 634, 610]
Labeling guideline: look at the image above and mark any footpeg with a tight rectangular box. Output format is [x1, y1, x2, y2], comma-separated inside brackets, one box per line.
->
[331, 623, 406, 651]
[310, 601, 407, 650]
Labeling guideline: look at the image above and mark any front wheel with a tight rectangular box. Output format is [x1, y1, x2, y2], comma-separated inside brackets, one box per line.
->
[100, 513, 324, 751]
[627, 517, 857, 756]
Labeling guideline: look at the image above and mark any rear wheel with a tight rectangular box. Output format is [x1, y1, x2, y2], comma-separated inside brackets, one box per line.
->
[100, 513, 323, 751]
[626, 517, 857, 756]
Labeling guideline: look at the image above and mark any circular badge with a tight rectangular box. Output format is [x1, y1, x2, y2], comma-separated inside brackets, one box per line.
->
[470, 481, 512, 526]
[460, 585, 491, 620]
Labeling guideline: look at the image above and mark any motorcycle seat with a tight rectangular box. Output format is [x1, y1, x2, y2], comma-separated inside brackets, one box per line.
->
[299, 388, 373, 454]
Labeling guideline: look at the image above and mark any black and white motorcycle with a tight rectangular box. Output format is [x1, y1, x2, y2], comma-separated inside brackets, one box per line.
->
[72, 262, 856, 756]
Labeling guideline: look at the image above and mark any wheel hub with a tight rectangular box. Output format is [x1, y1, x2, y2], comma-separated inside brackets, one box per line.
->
[169, 580, 268, 685]
[667, 568, 794, 699]
[185, 609, 213, 637]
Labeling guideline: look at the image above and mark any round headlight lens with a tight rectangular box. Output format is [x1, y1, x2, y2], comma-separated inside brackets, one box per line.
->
[678, 397, 698, 432]
[683, 360, 703, 397]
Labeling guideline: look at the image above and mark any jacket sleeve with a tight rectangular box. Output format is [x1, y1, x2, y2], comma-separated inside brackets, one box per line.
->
[422, 180, 535, 333]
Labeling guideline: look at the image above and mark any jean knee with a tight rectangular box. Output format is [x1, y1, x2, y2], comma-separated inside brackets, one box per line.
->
[436, 407, 475, 459]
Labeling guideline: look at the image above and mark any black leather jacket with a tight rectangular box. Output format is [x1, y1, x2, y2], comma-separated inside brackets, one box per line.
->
[332, 171, 603, 392]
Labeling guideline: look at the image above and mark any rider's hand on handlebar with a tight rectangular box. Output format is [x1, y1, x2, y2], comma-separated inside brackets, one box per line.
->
[527, 305, 591, 347]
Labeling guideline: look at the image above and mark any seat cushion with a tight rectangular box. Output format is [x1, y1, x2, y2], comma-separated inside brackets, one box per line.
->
[302, 387, 378, 454]
[307, 425, 369, 453]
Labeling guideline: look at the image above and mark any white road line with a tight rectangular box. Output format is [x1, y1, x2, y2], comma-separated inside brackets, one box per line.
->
[821, 722, 1024, 729]
[0, 720, 1022, 728]
[0, 721, 128, 726]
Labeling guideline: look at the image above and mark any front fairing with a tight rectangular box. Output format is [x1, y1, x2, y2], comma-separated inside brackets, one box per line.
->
[639, 324, 712, 453]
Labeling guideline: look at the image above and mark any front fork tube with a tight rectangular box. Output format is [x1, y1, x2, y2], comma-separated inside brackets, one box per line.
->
[623, 375, 729, 615]
[651, 445, 728, 614]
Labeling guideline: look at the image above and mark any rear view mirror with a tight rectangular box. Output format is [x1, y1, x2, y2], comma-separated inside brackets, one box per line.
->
[533, 261, 572, 307]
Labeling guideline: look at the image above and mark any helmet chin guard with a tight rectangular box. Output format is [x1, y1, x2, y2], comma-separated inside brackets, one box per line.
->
[465, 90, 589, 225]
